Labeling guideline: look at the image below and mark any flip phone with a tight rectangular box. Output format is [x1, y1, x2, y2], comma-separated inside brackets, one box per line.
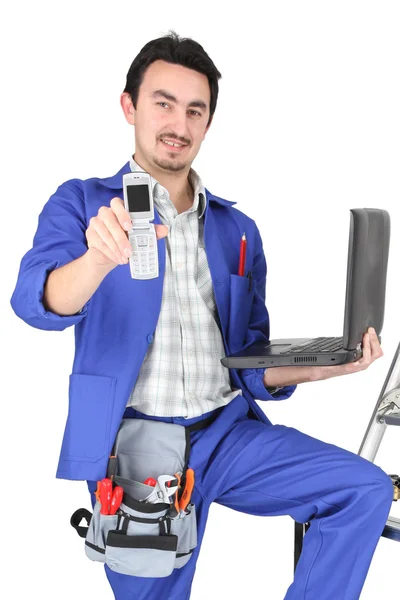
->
[123, 172, 159, 280]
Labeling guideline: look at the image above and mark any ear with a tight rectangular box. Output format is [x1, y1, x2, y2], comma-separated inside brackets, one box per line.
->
[120, 92, 136, 126]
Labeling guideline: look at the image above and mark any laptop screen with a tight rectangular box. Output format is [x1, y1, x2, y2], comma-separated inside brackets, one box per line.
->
[342, 208, 390, 349]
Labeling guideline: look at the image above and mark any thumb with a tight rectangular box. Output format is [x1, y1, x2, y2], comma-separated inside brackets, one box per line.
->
[155, 224, 169, 240]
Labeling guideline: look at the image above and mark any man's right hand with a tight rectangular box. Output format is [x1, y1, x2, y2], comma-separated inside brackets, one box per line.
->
[85, 197, 168, 268]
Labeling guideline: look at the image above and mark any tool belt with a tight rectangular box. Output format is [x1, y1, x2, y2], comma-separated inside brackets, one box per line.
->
[70, 416, 207, 578]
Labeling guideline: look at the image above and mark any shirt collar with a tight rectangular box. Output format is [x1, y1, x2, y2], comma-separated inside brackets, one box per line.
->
[96, 160, 237, 209]
[129, 156, 207, 219]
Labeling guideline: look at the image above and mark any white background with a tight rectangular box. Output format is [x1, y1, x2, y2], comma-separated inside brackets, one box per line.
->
[1, 1, 399, 598]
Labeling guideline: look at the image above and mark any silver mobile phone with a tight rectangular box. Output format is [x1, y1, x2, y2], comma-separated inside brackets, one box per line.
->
[122, 172, 159, 280]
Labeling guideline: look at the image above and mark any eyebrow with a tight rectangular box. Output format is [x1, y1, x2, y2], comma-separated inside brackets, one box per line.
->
[152, 89, 207, 112]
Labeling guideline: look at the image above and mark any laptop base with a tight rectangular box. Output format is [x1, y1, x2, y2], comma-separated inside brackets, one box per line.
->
[221, 338, 362, 368]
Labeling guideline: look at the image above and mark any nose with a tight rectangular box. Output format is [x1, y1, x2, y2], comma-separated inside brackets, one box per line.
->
[168, 109, 190, 143]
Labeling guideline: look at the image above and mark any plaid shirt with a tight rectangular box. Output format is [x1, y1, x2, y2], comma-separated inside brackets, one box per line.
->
[126, 157, 242, 418]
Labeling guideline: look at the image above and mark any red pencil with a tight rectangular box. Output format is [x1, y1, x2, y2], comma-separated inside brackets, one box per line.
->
[238, 233, 247, 276]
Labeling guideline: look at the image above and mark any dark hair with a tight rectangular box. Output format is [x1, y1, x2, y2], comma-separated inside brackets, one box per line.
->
[123, 30, 222, 127]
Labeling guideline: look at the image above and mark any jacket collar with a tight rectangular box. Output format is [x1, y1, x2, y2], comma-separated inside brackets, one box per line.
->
[97, 161, 237, 208]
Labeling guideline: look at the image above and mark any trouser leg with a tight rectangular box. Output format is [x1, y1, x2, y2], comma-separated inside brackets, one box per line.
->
[104, 487, 210, 600]
[199, 417, 393, 600]
[86, 393, 394, 599]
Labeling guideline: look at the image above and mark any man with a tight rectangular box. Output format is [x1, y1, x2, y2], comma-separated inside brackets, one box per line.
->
[11, 30, 393, 600]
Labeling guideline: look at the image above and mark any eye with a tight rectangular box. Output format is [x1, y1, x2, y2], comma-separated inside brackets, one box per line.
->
[189, 110, 202, 117]
[157, 102, 169, 108]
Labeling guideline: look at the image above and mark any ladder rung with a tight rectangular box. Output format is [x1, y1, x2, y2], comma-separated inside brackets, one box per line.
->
[381, 516, 400, 542]
[384, 411, 400, 426]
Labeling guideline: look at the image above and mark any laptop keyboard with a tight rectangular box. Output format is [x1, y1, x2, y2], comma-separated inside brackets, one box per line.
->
[280, 337, 344, 354]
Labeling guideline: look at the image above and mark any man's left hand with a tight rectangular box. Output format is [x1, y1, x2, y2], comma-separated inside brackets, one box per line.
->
[308, 327, 383, 382]
[263, 327, 384, 388]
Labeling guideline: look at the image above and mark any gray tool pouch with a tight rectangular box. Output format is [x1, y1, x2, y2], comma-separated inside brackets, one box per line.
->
[75, 418, 197, 578]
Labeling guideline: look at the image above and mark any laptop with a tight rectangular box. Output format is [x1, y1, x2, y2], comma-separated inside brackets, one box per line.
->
[221, 208, 390, 369]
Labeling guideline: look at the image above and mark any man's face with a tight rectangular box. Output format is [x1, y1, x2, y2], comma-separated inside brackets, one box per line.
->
[123, 60, 212, 173]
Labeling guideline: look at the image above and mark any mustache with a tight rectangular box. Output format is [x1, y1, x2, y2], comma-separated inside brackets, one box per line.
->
[159, 134, 190, 145]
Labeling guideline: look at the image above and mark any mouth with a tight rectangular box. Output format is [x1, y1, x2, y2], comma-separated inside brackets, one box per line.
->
[159, 138, 189, 152]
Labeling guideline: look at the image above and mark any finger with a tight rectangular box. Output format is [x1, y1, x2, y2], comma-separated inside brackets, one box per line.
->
[91, 216, 128, 263]
[155, 224, 169, 239]
[358, 332, 371, 367]
[91, 239, 123, 265]
[86, 228, 123, 265]
[98, 207, 133, 258]
[110, 197, 132, 231]
[368, 327, 384, 359]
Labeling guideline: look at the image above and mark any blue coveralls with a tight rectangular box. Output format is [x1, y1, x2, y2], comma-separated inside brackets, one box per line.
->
[88, 395, 392, 600]
[11, 161, 393, 599]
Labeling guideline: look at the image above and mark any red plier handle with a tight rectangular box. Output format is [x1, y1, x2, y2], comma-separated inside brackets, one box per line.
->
[97, 479, 124, 515]
[109, 486, 124, 515]
[99, 478, 113, 515]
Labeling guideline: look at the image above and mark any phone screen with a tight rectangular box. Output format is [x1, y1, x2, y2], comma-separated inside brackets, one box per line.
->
[127, 184, 151, 212]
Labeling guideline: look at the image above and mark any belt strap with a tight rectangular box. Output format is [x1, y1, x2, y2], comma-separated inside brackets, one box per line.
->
[186, 407, 223, 432]
[70, 508, 92, 538]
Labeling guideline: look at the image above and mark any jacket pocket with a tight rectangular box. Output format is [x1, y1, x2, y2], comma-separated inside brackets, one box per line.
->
[62, 373, 117, 462]
[227, 274, 255, 354]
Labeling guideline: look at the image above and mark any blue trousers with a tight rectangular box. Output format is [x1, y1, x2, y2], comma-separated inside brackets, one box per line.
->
[87, 394, 393, 599]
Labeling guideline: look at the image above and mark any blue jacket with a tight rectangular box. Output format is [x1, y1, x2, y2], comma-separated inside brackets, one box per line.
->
[10, 161, 297, 481]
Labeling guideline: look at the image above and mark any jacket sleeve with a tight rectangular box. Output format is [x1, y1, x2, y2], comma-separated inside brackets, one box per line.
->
[10, 181, 91, 331]
[239, 222, 297, 401]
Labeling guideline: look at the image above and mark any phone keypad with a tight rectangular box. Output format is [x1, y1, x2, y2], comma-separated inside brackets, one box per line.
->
[129, 233, 157, 276]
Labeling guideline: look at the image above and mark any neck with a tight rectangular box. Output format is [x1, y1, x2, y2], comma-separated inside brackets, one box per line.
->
[132, 153, 194, 214]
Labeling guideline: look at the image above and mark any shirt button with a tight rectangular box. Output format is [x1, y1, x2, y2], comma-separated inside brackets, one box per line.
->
[176, 262, 183, 269]
[147, 334, 154, 344]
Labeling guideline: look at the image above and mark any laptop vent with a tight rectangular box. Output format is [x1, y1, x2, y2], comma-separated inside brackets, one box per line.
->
[294, 356, 318, 363]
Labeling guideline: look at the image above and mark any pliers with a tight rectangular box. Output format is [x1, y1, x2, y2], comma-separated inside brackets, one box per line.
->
[179, 468, 195, 513]
[96, 478, 124, 515]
